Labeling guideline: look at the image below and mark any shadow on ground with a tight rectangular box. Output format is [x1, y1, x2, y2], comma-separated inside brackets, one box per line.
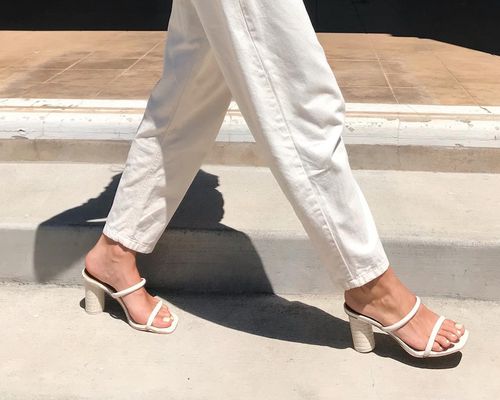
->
[33, 168, 272, 291]
[33, 167, 276, 292]
[34, 165, 462, 368]
[79, 293, 463, 369]
[1, 0, 498, 54]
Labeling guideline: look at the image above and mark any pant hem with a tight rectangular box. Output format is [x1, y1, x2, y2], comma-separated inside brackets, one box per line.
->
[102, 226, 155, 254]
[342, 260, 390, 290]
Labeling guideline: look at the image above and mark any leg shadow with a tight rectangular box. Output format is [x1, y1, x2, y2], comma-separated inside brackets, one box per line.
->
[33, 166, 462, 367]
[33, 173, 121, 283]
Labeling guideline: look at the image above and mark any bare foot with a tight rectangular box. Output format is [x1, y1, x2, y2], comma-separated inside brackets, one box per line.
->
[85, 234, 174, 328]
[344, 267, 465, 352]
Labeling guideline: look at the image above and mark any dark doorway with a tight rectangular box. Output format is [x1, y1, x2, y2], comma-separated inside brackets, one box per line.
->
[1, 1, 498, 54]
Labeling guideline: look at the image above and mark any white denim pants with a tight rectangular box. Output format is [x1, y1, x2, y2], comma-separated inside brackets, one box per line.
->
[103, 0, 390, 289]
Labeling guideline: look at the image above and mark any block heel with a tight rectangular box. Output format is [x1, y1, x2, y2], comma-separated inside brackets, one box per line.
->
[348, 315, 376, 353]
[84, 281, 105, 314]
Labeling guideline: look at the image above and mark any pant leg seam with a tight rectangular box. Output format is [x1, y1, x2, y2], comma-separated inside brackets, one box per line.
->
[237, 0, 354, 281]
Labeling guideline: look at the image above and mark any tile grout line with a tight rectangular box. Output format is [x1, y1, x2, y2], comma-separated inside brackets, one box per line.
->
[371, 43, 403, 144]
[95, 38, 166, 98]
[363, 35, 404, 145]
[364, 33, 401, 105]
[41, 52, 96, 85]
[433, 52, 483, 109]
[374, 54, 399, 104]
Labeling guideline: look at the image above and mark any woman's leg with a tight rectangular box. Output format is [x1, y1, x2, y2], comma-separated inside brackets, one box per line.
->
[190, 0, 464, 350]
[86, 0, 232, 328]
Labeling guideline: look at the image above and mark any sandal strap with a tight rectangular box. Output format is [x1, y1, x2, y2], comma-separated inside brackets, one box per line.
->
[384, 296, 421, 332]
[110, 278, 146, 299]
[424, 315, 446, 357]
[146, 300, 164, 329]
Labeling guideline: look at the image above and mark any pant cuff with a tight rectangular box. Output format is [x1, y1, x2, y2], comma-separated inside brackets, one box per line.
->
[342, 260, 390, 290]
[102, 226, 155, 254]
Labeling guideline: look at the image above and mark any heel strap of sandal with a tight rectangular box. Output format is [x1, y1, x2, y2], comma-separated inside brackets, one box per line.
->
[383, 296, 421, 332]
[110, 278, 146, 298]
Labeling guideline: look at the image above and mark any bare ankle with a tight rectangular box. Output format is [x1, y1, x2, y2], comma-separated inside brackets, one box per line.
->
[100, 234, 135, 257]
[347, 267, 407, 303]
[86, 234, 136, 271]
[344, 266, 417, 322]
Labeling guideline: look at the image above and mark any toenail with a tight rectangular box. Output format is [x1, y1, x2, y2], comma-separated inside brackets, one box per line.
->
[455, 323, 463, 330]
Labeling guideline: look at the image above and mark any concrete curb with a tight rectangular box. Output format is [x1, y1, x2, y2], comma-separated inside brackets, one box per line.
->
[2, 98, 500, 172]
[1, 98, 500, 147]
[1, 223, 499, 300]
[3, 139, 500, 173]
[1, 163, 499, 300]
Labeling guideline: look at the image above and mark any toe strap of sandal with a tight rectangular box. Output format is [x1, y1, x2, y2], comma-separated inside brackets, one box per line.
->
[146, 300, 164, 329]
[424, 315, 446, 357]
[384, 296, 421, 332]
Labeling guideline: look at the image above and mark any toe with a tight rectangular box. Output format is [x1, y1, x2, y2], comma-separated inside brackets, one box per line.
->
[153, 305, 174, 328]
[434, 334, 453, 351]
[441, 318, 464, 340]
[442, 330, 459, 343]
[432, 341, 444, 352]
[454, 323, 465, 337]
[440, 322, 460, 343]
[442, 318, 456, 330]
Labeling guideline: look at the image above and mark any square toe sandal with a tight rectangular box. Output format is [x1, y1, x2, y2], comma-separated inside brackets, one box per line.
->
[344, 296, 469, 358]
[82, 268, 178, 334]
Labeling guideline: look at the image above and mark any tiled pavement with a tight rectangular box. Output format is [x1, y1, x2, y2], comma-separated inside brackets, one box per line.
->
[0, 30, 499, 105]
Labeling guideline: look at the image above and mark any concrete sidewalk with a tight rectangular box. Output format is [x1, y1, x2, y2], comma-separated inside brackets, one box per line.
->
[0, 31, 499, 105]
[1, 283, 498, 400]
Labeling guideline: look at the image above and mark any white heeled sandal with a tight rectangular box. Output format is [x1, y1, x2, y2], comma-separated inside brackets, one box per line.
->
[344, 296, 469, 358]
[82, 268, 178, 334]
